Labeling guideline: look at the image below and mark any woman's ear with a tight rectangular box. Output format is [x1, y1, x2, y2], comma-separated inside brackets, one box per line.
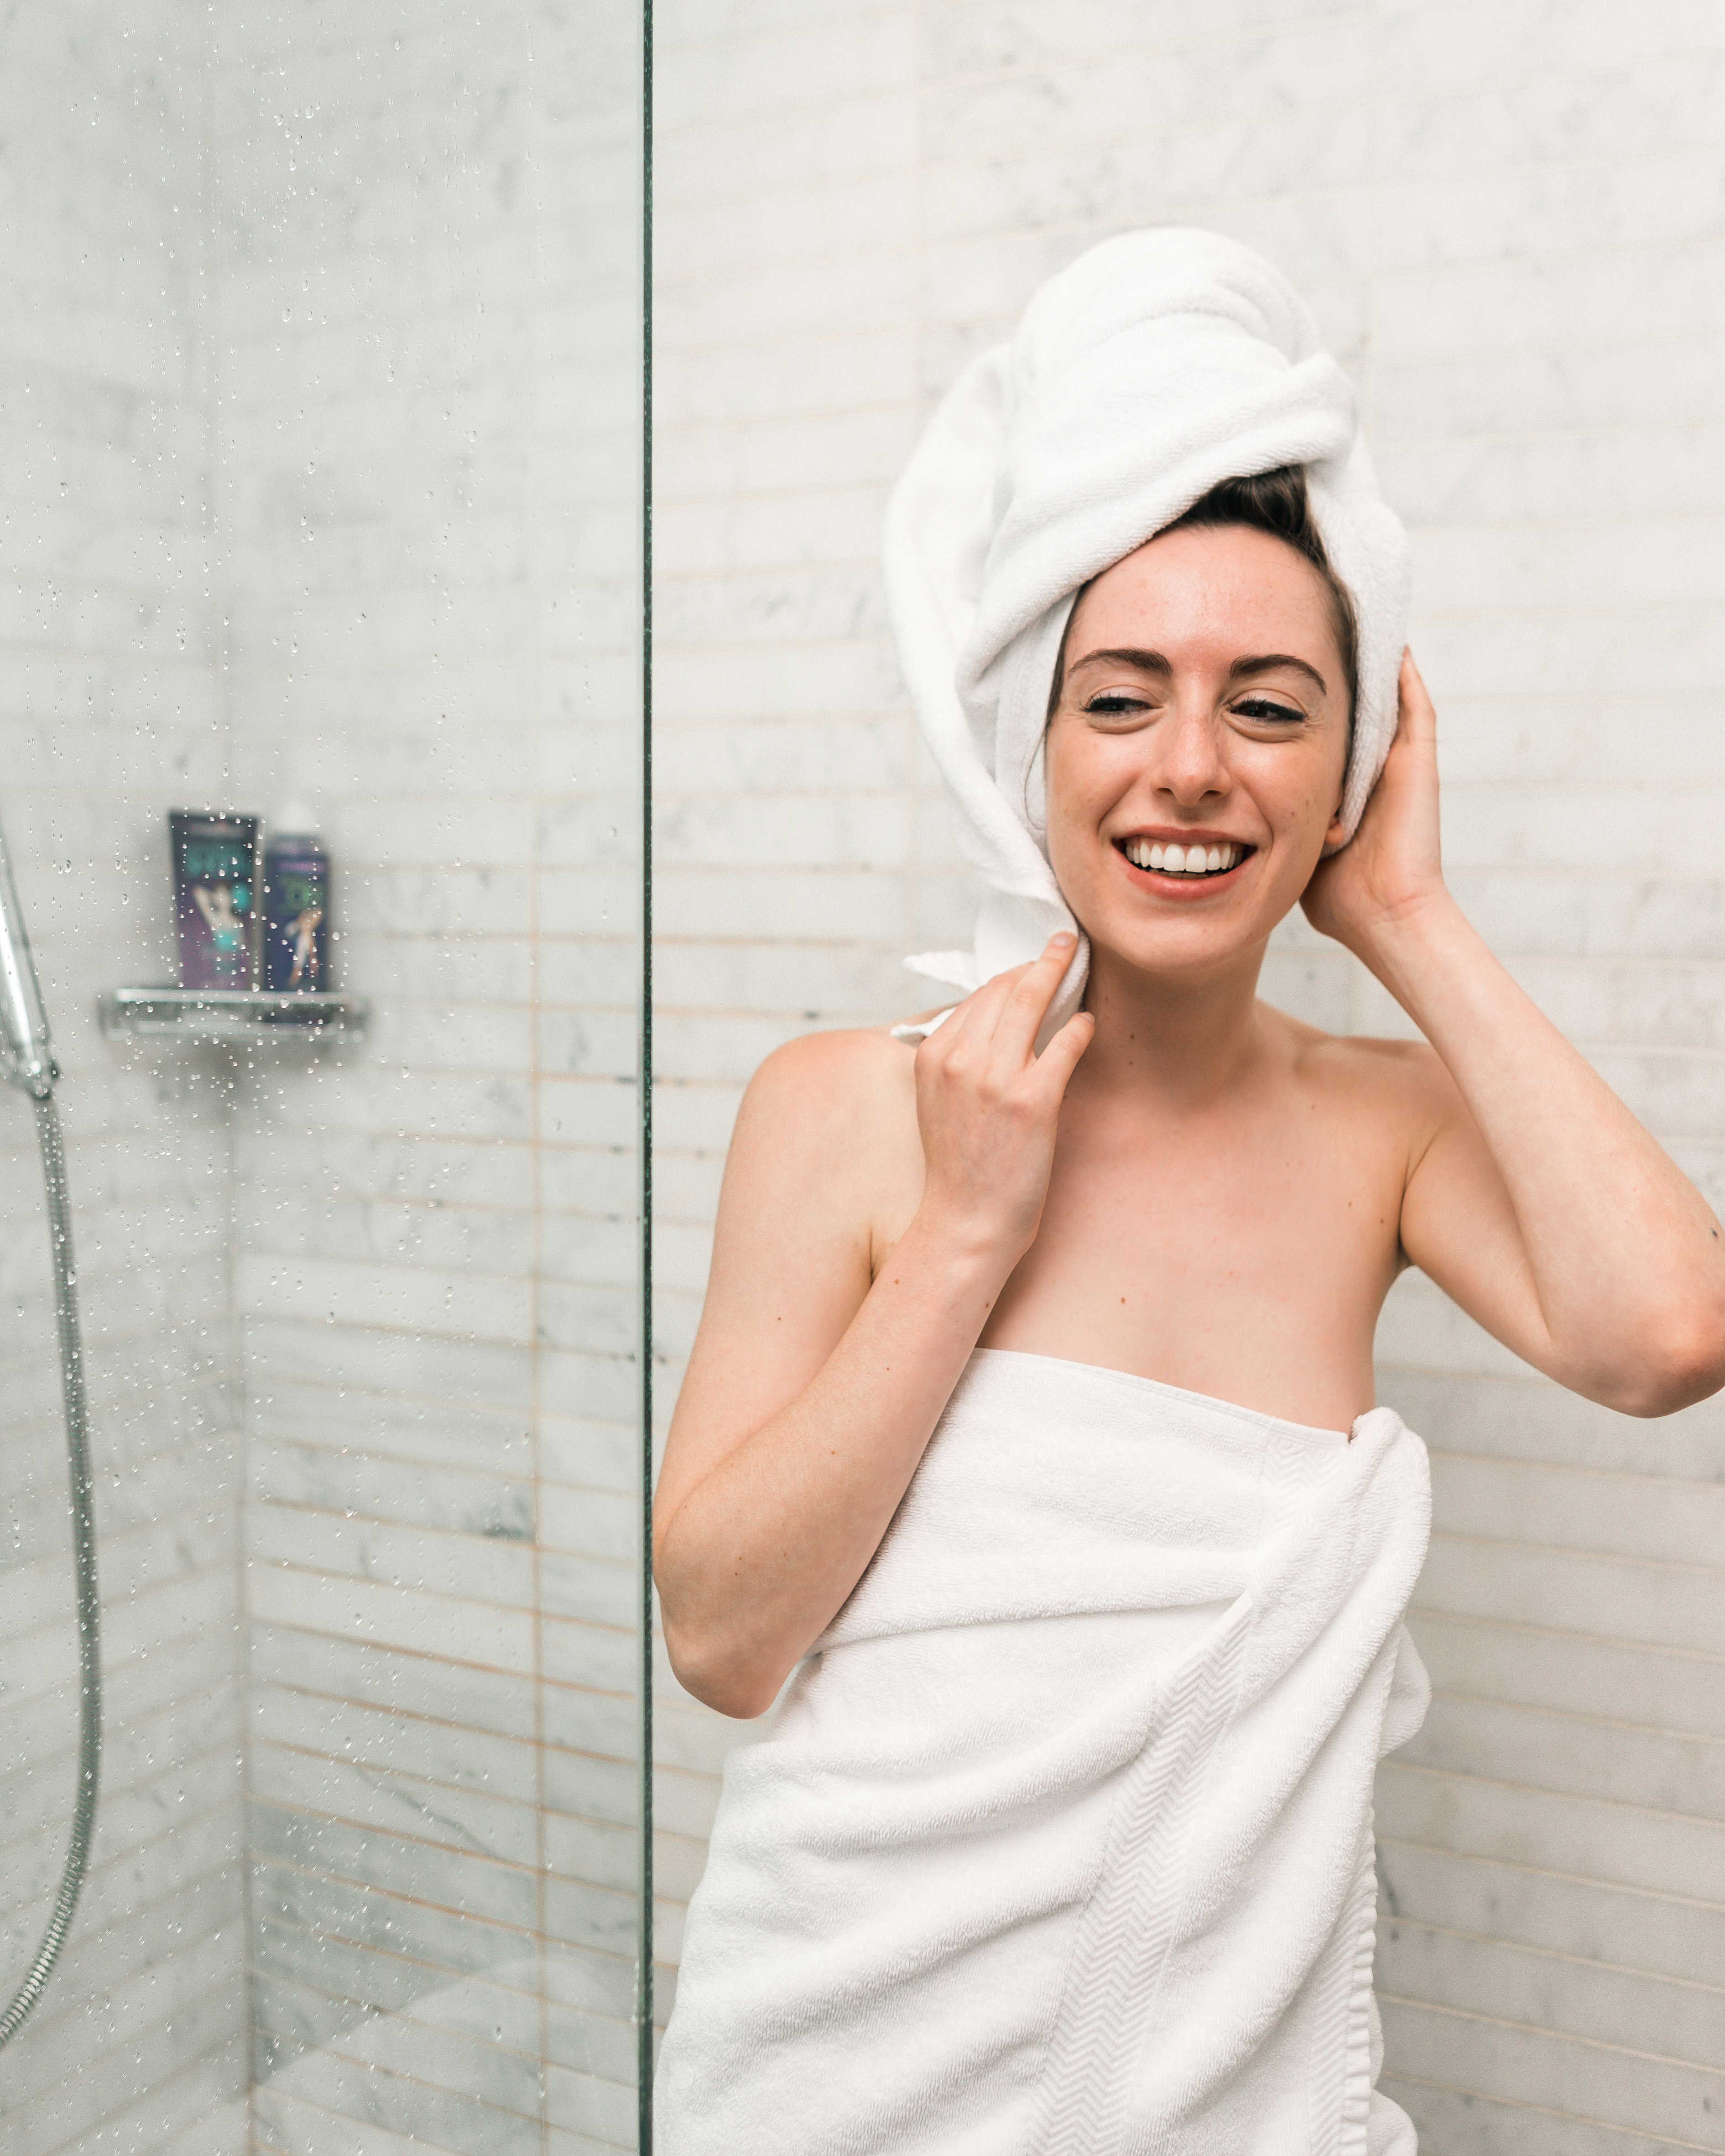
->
[1318, 795, 1348, 859]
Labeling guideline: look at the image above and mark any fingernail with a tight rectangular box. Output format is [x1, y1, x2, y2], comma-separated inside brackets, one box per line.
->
[1050, 932, 1075, 949]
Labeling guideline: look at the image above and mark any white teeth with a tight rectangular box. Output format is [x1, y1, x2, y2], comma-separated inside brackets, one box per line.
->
[1124, 839, 1243, 875]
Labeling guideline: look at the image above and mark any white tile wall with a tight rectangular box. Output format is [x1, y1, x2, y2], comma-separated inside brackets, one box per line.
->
[653, 2, 1725, 2145]
[0, 5, 246, 2152]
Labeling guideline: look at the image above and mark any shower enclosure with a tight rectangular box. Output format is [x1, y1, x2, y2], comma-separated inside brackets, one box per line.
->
[0, 5, 650, 2150]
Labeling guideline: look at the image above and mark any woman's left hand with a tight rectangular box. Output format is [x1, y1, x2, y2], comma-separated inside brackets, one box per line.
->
[1301, 650, 1448, 957]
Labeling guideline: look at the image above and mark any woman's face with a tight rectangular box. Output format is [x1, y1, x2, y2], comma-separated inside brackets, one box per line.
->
[1045, 522, 1351, 980]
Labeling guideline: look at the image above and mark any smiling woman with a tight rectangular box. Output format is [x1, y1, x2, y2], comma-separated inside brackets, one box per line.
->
[647, 231, 1725, 2156]
[1048, 510, 1354, 946]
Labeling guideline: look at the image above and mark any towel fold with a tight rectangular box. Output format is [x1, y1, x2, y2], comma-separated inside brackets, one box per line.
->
[656, 1349, 1432, 2155]
[883, 228, 1412, 1031]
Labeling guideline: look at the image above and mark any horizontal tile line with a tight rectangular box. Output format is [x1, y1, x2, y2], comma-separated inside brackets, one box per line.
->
[247, 1500, 636, 1564]
[652, 555, 883, 584]
[1376, 2068, 1723, 2154]
[241, 1604, 541, 1684]
[247, 1612, 639, 1712]
[252, 1790, 552, 1878]
[250, 1454, 533, 1500]
[251, 1860, 545, 1941]
[239, 1312, 541, 1351]
[253, 1712, 552, 1791]
[10, 1854, 245, 2045]
[0, 1609, 240, 1708]
[1375, 1986, 1723, 2074]
[656, 399, 910, 441]
[1428, 1526, 1725, 1581]
[1412, 1602, 1725, 1670]
[47, 2017, 249, 2151]
[247, 1557, 545, 1620]
[252, 1980, 543, 2077]
[253, 1733, 628, 1806]
[1381, 1756, 1725, 1833]
[253, 1863, 637, 1948]
[1376, 1832, 1725, 1915]
[252, 2036, 547, 2133]
[654, 138, 917, 208]
[655, 477, 905, 510]
[656, 0, 913, 63]
[1426, 1443, 1725, 1489]
[1371, 414, 1725, 456]
[253, 1954, 637, 2050]
[1382, 1909, 1725, 2000]
[0, 1732, 242, 1853]
[914, 108, 1725, 214]
[1427, 1681, 1725, 1749]
[0, 1864, 242, 1993]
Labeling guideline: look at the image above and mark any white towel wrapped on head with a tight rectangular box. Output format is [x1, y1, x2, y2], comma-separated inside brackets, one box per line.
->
[884, 227, 1412, 1031]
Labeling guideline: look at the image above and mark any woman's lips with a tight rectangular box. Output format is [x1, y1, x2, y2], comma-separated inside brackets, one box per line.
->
[1112, 836, 1256, 896]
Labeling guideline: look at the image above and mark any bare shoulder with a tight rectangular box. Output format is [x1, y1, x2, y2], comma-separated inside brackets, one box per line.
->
[728, 1022, 920, 1200]
[741, 1022, 917, 1128]
[1264, 1004, 1459, 1142]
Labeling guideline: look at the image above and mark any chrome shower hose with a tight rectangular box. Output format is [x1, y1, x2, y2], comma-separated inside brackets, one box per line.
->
[0, 1093, 100, 2049]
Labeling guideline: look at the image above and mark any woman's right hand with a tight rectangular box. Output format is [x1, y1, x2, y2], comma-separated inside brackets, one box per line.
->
[912, 932, 1095, 1263]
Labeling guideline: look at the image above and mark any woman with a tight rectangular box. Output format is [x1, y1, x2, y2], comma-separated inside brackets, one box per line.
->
[652, 234, 1725, 2154]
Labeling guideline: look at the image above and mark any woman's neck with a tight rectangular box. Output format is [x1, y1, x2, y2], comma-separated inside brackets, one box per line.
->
[1074, 939, 1272, 1110]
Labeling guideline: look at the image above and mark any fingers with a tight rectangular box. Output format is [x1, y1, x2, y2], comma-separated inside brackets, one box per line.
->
[1031, 1006, 1094, 1096]
[1397, 649, 1438, 744]
[991, 932, 1079, 1060]
[925, 960, 1026, 1057]
[915, 932, 1082, 1109]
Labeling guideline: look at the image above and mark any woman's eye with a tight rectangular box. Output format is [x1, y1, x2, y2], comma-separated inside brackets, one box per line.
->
[1084, 694, 1151, 717]
[1234, 697, 1304, 724]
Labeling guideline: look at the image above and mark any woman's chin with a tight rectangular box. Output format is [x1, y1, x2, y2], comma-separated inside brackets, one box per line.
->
[1066, 858, 1315, 983]
[1088, 917, 1271, 982]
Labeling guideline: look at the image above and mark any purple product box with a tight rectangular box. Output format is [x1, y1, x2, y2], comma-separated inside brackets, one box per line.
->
[169, 810, 260, 990]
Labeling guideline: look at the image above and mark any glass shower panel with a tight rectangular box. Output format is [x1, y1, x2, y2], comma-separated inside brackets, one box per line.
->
[219, 8, 647, 2155]
[0, 9, 250, 2151]
[0, 5, 646, 2153]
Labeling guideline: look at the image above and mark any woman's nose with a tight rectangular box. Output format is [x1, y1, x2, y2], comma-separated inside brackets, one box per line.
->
[1151, 704, 1230, 805]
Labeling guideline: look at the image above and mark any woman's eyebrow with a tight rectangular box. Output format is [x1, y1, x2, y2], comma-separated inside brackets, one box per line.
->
[1229, 653, 1328, 694]
[1067, 647, 1328, 697]
[1067, 646, 1171, 673]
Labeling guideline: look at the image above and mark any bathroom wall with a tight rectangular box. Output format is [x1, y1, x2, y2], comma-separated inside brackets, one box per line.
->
[210, 6, 644, 2153]
[652, 1, 1725, 2146]
[0, 4, 248, 2152]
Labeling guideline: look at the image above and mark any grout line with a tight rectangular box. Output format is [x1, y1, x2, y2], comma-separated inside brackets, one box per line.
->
[1423, 1681, 1725, 1747]
[1376, 2068, 1725, 2152]
[1381, 1909, 1725, 1995]
[1423, 1527, 1725, 1581]
[1375, 1987, 1725, 2074]
[1380, 1755, 1725, 1832]
[1377, 1833, 1725, 1915]
[1412, 1601, 1725, 1670]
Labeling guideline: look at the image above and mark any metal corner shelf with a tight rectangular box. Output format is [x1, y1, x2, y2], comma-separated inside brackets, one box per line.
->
[97, 987, 369, 1041]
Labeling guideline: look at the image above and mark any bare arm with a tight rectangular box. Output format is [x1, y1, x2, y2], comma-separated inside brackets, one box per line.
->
[1305, 655, 1725, 1416]
[653, 940, 1093, 1717]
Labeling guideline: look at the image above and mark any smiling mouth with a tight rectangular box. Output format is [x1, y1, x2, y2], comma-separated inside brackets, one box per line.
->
[1117, 837, 1252, 878]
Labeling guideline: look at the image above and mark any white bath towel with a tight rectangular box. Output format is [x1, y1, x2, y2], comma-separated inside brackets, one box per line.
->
[656, 1349, 1432, 2154]
[883, 228, 1412, 1032]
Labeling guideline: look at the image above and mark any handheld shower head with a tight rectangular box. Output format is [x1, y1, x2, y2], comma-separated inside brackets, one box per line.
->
[0, 816, 57, 1098]
[0, 813, 92, 2051]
